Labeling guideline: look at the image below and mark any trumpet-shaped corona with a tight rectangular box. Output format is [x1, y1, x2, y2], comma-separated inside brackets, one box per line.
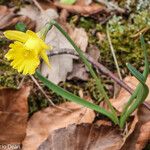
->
[4, 30, 51, 75]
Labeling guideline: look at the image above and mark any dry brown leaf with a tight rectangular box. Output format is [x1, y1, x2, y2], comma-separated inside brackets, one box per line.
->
[22, 102, 95, 150]
[70, 27, 88, 52]
[0, 5, 35, 30]
[29, 6, 75, 84]
[105, 75, 150, 150]
[37, 0, 56, 10]
[38, 123, 123, 150]
[0, 86, 30, 144]
[41, 25, 75, 84]
[87, 45, 100, 61]
[54, 2, 106, 16]
[110, 75, 150, 113]
[40, 21, 88, 84]
[67, 63, 89, 80]
[36, 9, 59, 31]
[66, 26, 89, 80]
[121, 102, 150, 150]
[136, 121, 150, 150]
[95, 119, 112, 126]
[76, 0, 92, 5]
[17, 5, 40, 21]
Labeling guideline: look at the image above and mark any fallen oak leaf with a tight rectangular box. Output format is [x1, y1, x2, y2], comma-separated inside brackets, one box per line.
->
[0, 86, 30, 144]
[38, 123, 123, 150]
[22, 102, 95, 150]
[54, 2, 107, 16]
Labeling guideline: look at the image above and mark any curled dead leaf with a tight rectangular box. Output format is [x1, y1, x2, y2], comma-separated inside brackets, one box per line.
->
[70, 27, 88, 52]
[0, 86, 30, 144]
[0, 5, 35, 30]
[22, 102, 95, 150]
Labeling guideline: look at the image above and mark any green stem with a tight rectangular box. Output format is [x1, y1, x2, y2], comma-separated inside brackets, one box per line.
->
[48, 20, 119, 124]
[37, 23, 53, 40]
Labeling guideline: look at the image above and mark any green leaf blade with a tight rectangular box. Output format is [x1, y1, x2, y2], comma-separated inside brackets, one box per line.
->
[35, 70, 116, 123]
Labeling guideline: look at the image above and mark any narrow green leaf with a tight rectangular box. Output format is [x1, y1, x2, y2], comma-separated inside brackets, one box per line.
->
[35, 70, 116, 123]
[120, 35, 149, 128]
[140, 35, 149, 79]
[126, 63, 145, 82]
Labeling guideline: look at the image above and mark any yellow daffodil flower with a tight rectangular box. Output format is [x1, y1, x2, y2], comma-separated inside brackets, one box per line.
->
[4, 30, 51, 75]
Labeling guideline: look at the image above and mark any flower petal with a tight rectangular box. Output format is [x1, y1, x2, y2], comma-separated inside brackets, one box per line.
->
[4, 30, 29, 43]
[26, 30, 38, 38]
[40, 50, 50, 68]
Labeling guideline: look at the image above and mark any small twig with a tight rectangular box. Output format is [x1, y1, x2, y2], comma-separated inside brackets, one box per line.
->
[30, 75, 72, 112]
[142, 101, 150, 110]
[48, 49, 132, 93]
[17, 76, 25, 89]
[106, 24, 123, 80]
[30, 75, 55, 106]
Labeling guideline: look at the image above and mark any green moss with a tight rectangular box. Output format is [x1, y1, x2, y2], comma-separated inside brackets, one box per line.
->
[28, 93, 49, 115]
[101, 10, 150, 69]
[79, 17, 95, 31]
[0, 40, 21, 88]
[0, 0, 24, 7]
[76, 10, 150, 70]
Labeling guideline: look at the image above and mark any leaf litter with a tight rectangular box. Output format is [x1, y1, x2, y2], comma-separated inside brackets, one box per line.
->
[0, 0, 150, 149]
[0, 5, 35, 30]
[0, 86, 30, 146]
[22, 101, 95, 150]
